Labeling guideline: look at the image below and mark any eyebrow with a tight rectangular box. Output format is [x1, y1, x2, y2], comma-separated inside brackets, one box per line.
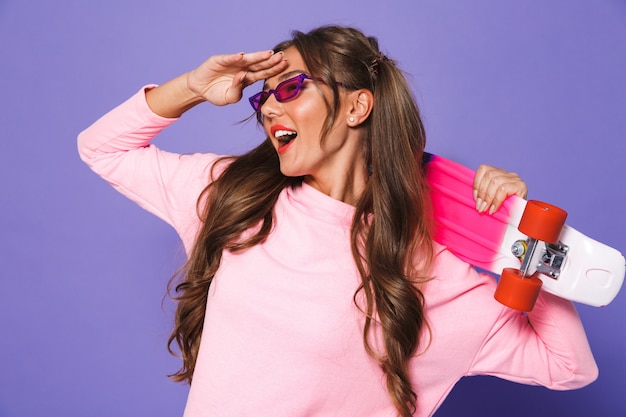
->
[262, 70, 307, 90]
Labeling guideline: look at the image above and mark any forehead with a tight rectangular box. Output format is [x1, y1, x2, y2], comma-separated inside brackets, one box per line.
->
[280, 46, 305, 67]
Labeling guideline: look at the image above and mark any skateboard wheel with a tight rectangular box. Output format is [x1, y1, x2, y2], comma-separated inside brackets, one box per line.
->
[494, 268, 543, 311]
[518, 200, 567, 243]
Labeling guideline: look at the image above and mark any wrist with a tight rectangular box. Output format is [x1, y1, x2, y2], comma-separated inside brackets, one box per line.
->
[146, 73, 205, 118]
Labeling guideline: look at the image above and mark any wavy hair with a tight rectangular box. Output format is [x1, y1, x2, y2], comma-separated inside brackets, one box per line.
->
[168, 25, 433, 417]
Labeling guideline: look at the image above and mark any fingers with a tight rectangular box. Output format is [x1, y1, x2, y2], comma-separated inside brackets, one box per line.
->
[238, 50, 288, 86]
[223, 51, 287, 104]
[216, 50, 286, 85]
[189, 50, 288, 106]
[473, 164, 528, 215]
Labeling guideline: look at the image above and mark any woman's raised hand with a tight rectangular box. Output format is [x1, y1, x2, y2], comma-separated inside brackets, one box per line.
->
[473, 164, 528, 215]
[146, 50, 287, 118]
[186, 50, 287, 106]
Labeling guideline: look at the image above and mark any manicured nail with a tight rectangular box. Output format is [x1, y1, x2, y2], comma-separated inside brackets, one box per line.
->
[476, 198, 483, 212]
[488, 204, 496, 215]
[473, 189, 478, 201]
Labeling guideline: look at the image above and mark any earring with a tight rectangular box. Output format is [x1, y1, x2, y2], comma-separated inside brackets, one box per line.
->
[349, 117, 355, 123]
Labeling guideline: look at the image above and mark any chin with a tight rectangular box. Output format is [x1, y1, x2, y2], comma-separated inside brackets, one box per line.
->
[278, 164, 307, 178]
[279, 168, 301, 178]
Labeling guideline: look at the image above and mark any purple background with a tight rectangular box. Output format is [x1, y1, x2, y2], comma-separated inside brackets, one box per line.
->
[1, 1, 625, 416]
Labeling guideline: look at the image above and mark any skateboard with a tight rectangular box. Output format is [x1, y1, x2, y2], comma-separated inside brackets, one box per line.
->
[423, 152, 625, 311]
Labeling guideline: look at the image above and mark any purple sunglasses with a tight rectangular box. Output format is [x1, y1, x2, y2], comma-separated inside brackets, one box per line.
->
[248, 73, 313, 112]
[249, 73, 342, 112]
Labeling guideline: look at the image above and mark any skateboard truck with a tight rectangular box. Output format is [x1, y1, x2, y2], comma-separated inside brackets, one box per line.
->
[512, 239, 569, 280]
[494, 201, 568, 311]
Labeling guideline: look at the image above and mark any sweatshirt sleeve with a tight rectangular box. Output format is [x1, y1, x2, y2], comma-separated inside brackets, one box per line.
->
[468, 283, 599, 390]
[77, 86, 223, 251]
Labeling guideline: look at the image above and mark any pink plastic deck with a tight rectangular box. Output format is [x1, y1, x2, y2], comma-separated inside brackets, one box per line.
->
[424, 153, 524, 272]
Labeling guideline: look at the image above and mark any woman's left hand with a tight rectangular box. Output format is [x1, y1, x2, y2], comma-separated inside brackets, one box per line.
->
[473, 165, 528, 215]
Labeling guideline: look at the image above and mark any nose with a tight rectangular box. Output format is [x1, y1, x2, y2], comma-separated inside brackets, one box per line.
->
[260, 93, 283, 119]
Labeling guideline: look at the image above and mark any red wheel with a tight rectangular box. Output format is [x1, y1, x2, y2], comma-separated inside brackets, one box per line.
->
[494, 268, 542, 311]
[518, 200, 567, 243]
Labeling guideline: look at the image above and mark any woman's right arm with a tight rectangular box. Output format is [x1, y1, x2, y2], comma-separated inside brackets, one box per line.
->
[77, 50, 287, 243]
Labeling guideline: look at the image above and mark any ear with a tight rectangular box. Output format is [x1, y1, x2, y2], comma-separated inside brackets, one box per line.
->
[346, 89, 374, 127]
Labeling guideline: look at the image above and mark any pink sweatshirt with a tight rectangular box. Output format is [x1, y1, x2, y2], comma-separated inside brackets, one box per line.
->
[78, 87, 598, 417]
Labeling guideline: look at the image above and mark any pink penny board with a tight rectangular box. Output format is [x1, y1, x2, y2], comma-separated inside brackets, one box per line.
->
[423, 152, 625, 307]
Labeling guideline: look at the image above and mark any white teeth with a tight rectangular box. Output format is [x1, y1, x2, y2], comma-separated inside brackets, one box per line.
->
[274, 130, 297, 139]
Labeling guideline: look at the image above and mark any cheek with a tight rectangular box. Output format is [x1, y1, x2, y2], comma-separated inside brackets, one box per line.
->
[292, 102, 327, 136]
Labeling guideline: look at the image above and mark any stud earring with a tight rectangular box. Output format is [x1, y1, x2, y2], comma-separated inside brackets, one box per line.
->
[349, 117, 355, 123]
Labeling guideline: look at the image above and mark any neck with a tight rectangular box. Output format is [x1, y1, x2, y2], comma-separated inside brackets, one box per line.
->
[304, 161, 368, 206]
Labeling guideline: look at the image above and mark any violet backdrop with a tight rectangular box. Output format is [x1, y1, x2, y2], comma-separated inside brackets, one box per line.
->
[1, 1, 625, 416]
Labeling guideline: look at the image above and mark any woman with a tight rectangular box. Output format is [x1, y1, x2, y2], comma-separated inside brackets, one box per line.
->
[78, 25, 597, 417]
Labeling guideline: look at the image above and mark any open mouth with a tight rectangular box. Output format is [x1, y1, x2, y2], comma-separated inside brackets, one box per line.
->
[272, 127, 298, 153]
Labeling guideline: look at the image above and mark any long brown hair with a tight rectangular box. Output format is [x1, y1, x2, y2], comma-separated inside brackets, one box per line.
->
[168, 25, 433, 417]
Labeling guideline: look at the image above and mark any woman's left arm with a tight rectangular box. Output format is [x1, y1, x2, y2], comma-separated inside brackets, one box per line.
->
[469, 166, 597, 387]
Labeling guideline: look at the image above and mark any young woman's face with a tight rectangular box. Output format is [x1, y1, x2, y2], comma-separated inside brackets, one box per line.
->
[259, 47, 361, 185]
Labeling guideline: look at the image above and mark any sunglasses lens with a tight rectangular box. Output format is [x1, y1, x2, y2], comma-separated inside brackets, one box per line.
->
[249, 92, 267, 112]
[275, 76, 303, 101]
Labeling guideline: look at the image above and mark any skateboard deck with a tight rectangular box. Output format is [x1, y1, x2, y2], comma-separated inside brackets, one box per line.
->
[423, 152, 625, 308]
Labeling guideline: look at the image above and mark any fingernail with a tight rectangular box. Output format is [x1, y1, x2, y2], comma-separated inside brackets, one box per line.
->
[488, 204, 496, 215]
[476, 198, 483, 212]
[473, 189, 478, 201]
